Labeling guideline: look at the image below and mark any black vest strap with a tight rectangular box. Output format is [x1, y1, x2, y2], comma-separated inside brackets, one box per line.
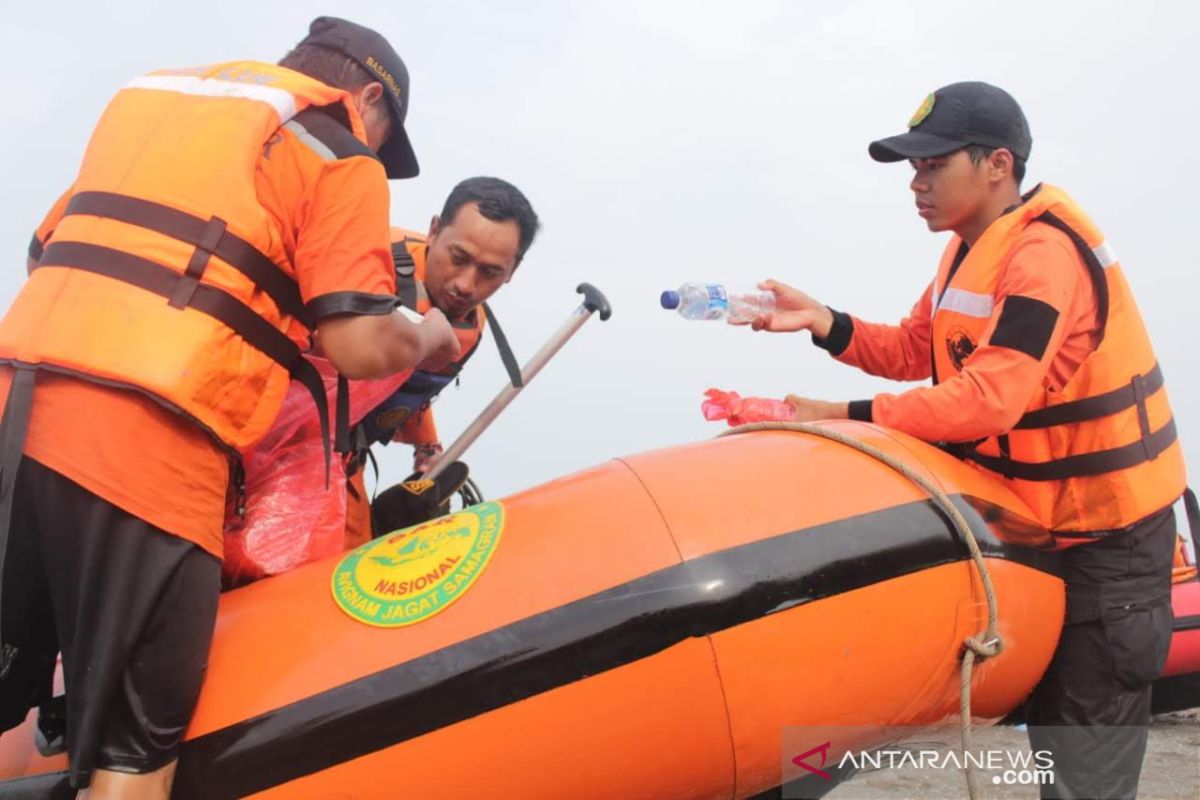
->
[1185, 487, 1199, 543]
[63, 191, 312, 328]
[38, 241, 337, 482]
[965, 417, 1178, 482]
[1033, 210, 1110, 343]
[392, 243, 419, 311]
[1015, 363, 1164, 429]
[335, 375, 351, 455]
[996, 434, 1014, 480]
[169, 215, 227, 310]
[482, 303, 523, 389]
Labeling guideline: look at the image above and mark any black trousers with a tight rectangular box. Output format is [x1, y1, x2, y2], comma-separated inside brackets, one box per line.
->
[1025, 506, 1176, 800]
[1, 457, 220, 789]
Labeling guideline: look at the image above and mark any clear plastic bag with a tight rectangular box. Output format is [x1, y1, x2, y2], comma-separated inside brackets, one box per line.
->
[222, 357, 412, 586]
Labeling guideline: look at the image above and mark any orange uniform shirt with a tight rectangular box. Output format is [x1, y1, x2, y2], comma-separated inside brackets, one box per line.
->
[829, 226, 1100, 443]
[5, 110, 396, 559]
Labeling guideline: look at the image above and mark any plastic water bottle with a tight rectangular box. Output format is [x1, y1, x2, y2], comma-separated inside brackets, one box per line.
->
[660, 283, 775, 324]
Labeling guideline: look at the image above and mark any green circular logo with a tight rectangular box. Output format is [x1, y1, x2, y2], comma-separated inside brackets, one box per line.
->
[908, 93, 936, 128]
[331, 501, 504, 627]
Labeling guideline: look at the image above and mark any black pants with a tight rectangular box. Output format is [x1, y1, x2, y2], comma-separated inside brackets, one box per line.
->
[1, 457, 220, 789]
[1025, 507, 1176, 800]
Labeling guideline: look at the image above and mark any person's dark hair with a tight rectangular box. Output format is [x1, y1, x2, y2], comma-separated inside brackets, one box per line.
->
[440, 177, 541, 265]
[965, 144, 1026, 186]
[279, 44, 375, 91]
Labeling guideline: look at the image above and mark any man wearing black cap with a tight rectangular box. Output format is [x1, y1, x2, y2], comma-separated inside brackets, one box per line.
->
[744, 82, 1187, 798]
[0, 16, 461, 798]
[280, 15, 421, 180]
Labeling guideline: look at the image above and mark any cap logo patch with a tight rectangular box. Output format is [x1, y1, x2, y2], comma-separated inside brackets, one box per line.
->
[908, 93, 935, 129]
[365, 55, 402, 101]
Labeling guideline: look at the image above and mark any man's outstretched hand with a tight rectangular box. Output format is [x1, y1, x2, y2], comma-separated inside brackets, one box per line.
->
[740, 279, 834, 338]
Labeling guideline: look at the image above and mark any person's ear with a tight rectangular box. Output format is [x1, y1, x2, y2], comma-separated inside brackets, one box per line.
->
[990, 148, 1014, 184]
[362, 81, 385, 107]
[428, 215, 441, 239]
[350, 82, 385, 117]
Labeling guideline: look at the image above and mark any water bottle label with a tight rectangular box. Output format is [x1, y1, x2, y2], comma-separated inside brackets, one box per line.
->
[706, 285, 729, 313]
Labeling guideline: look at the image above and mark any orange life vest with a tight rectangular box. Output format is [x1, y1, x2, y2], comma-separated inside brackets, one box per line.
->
[0, 61, 371, 453]
[931, 184, 1186, 538]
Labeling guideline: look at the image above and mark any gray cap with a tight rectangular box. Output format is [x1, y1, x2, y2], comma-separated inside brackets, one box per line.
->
[298, 16, 419, 179]
[869, 82, 1031, 164]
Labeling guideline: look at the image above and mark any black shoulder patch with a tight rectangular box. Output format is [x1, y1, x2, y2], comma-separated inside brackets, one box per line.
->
[989, 295, 1060, 361]
[286, 108, 378, 162]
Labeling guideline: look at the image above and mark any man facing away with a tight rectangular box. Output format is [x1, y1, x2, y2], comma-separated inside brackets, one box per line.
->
[748, 82, 1187, 798]
[0, 17, 459, 799]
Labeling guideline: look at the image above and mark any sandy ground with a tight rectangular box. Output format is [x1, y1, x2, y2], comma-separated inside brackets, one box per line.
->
[820, 712, 1200, 800]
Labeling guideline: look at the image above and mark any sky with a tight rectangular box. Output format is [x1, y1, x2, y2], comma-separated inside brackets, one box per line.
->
[1, 0, 1196, 517]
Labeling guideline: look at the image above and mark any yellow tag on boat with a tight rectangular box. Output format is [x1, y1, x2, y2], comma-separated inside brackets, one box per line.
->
[331, 501, 504, 627]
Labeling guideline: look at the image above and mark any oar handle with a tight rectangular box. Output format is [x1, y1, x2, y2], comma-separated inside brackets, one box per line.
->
[577, 282, 612, 321]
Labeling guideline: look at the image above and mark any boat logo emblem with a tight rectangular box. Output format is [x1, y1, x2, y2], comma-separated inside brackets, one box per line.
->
[331, 501, 505, 627]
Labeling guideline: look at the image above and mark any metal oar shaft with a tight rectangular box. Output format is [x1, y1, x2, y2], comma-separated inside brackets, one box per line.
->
[424, 283, 611, 482]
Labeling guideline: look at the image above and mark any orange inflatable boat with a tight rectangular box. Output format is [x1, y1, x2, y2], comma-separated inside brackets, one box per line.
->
[0, 420, 1172, 798]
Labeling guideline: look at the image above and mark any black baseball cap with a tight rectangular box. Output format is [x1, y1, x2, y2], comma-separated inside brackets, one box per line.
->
[298, 16, 419, 179]
[868, 82, 1031, 164]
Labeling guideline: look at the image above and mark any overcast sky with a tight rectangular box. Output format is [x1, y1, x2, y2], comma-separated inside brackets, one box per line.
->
[1, 0, 1196, 516]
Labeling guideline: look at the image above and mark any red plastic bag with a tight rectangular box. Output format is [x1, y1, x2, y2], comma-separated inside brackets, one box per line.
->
[701, 388, 796, 427]
[222, 357, 413, 586]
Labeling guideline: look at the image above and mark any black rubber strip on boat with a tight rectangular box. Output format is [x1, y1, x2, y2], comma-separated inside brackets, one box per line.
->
[8, 494, 1059, 799]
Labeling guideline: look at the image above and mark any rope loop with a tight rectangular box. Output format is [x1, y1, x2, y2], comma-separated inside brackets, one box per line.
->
[964, 635, 1004, 659]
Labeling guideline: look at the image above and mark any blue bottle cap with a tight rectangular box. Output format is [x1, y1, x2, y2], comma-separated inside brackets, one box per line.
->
[660, 290, 680, 310]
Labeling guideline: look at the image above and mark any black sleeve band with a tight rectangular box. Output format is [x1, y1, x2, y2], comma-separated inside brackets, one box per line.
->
[307, 291, 398, 321]
[28, 233, 44, 262]
[848, 399, 874, 422]
[812, 307, 853, 356]
[989, 295, 1060, 361]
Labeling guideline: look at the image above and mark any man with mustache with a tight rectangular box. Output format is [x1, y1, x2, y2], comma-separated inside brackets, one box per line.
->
[223, 176, 540, 582]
